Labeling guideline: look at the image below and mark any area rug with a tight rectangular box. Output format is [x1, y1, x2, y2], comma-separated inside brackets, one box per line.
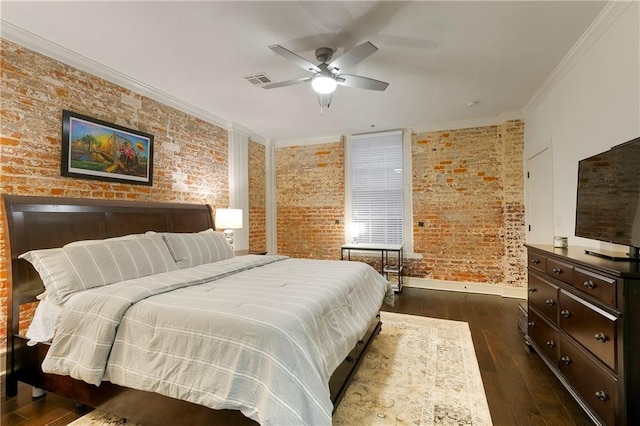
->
[69, 312, 492, 425]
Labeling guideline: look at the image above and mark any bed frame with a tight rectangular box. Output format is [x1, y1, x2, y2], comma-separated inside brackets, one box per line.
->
[2, 194, 381, 425]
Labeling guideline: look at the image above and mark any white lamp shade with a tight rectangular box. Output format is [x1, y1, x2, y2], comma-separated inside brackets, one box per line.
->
[312, 74, 337, 94]
[215, 208, 243, 230]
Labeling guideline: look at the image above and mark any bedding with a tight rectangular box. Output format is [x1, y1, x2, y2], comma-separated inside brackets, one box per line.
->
[159, 228, 234, 268]
[19, 233, 177, 304]
[25, 291, 62, 344]
[26, 241, 392, 425]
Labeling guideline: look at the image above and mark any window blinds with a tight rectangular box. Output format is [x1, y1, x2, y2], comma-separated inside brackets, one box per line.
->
[351, 131, 404, 244]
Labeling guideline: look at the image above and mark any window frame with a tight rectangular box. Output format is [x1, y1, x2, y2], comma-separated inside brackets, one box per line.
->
[344, 129, 413, 253]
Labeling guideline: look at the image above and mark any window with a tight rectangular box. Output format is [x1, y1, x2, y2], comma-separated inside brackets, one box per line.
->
[347, 130, 405, 245]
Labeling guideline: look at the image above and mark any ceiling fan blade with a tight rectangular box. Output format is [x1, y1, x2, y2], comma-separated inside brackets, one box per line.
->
[328, 41, 378, 72]
[337, 74, 389, 91]
[268, 44, 321, 73]
[262, 76, 311, 89]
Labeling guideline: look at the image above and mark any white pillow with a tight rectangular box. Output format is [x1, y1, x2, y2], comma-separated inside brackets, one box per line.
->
[160, 228, 234, 269]
[26, 292, 63, 344]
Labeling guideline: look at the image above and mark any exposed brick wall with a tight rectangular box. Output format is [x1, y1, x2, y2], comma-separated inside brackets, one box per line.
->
[499, 120, 526, 287]
[248, 139, 266, 252]
[274, 125, 525, 289]
[276, 141, 344, 259]
[410, 121, 525, 286]
[0, 39, 229, 351]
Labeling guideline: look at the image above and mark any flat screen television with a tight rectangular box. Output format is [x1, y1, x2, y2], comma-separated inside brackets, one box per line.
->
[575, 136, 640, 260]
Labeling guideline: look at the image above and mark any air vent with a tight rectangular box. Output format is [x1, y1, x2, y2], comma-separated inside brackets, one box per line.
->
[244, 73, 274, 86]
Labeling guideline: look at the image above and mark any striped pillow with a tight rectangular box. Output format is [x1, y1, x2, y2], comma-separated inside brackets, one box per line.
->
[160, 228, 234, 269]
[63, 233, 178, 290]
[19, 234, 178, 304]
[19, 248, 79, 304]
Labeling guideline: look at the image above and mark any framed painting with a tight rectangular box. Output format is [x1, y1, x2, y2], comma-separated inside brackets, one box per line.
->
[61, 110, 154, 186]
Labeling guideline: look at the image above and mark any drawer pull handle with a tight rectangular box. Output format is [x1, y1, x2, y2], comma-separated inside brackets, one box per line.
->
[561, 310, 571, 318]
[561, 356, 571, 365]
[553, 268, 562, 275]
[546, 341, 555, 348]
[531, 259, 541, 265]
[545, 299, 555, 306]
[594, 333, 608, 343]
[595, 391, 608, 401]
[583, 280, 595, 290]
[528, 288, 537, 293]
[528, 321, 535, 328]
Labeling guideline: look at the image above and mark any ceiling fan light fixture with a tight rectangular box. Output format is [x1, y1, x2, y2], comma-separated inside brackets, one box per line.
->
[312, 74, 337, 94]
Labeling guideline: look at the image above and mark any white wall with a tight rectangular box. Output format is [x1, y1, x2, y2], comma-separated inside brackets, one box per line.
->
[524, 1, 640, 253]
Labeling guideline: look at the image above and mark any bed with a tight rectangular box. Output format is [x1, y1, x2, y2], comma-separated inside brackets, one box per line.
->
[2, 194, 393, 425]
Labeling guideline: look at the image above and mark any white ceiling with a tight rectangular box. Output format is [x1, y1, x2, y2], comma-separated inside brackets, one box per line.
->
[1, 1, 607, 143]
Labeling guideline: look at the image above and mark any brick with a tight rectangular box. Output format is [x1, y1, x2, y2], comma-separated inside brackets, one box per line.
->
[0, 39, 230, 351]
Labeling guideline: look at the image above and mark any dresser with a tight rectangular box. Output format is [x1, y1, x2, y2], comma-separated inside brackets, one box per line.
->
[525, 245, 640, 425]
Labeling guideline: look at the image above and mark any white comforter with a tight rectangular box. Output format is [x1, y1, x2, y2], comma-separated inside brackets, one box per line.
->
[42, 255, 393, 425]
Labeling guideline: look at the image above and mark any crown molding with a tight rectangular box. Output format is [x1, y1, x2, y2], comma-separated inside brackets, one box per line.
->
[276, 134, 343, 148]
[0, 20, 231, 131]
[276, 112, 525, 146]
[522, 0, 634, 117]
[411, 110, 523, 134]
[228, 122, 255, 137]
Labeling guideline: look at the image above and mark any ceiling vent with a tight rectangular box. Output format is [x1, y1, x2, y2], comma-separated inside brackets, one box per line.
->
[245, 73, 274, 86]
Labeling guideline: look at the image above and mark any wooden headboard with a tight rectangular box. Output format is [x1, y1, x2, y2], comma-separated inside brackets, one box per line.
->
[2, 194, 214, 339]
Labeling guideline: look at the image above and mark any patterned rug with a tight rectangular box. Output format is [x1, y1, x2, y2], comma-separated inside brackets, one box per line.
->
[70, 312, 492, 425]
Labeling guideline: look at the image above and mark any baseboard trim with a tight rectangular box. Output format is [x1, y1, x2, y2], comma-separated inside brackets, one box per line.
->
[405, 277, 527, 299]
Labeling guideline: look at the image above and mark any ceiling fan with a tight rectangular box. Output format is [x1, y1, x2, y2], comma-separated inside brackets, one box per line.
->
[263, 41, 389, 110]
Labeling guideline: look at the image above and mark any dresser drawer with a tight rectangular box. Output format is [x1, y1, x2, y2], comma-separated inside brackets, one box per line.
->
[559, 336, 618, 426]
[527, 307, 559, 363]
[528, 271, 559, 324]
[573, 267, 617, 307]
[546, 258, 575, 285]
[559, 290, 618, 371]
[527, 252, 547, 273]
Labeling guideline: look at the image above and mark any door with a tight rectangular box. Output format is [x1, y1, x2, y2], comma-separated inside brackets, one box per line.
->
[527, 146, 554, 244]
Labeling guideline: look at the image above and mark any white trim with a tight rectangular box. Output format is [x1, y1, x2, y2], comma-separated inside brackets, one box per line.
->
[405, 277, 528, 300]
[344, 135, 354, 243]
[265, 139, 278, 254]
[276, 134, 343, 148]
[401, 130, 414, 254]
[344, 130, 412, 251]
[277, 114, 524, 146]
[411, 111, 523, 134]
[227, 127, 249, 251]
[228, 122, 251, 138]
[523, 1, 632, 117]
[0, 20, 231, 131]
[352, 129, 403, 139]
[249, 134, 267, 146]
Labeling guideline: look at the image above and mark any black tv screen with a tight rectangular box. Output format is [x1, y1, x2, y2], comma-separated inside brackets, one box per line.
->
[575, 137, 640, 251]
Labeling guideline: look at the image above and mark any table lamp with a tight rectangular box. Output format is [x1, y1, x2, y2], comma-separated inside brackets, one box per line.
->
[215, 208, 243, 248]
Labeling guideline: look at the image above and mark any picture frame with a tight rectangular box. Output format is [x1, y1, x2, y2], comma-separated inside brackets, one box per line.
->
[61, 110, 154, 186]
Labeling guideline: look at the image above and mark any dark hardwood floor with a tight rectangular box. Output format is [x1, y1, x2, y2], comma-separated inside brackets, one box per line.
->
[2, 287, 594, 425]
